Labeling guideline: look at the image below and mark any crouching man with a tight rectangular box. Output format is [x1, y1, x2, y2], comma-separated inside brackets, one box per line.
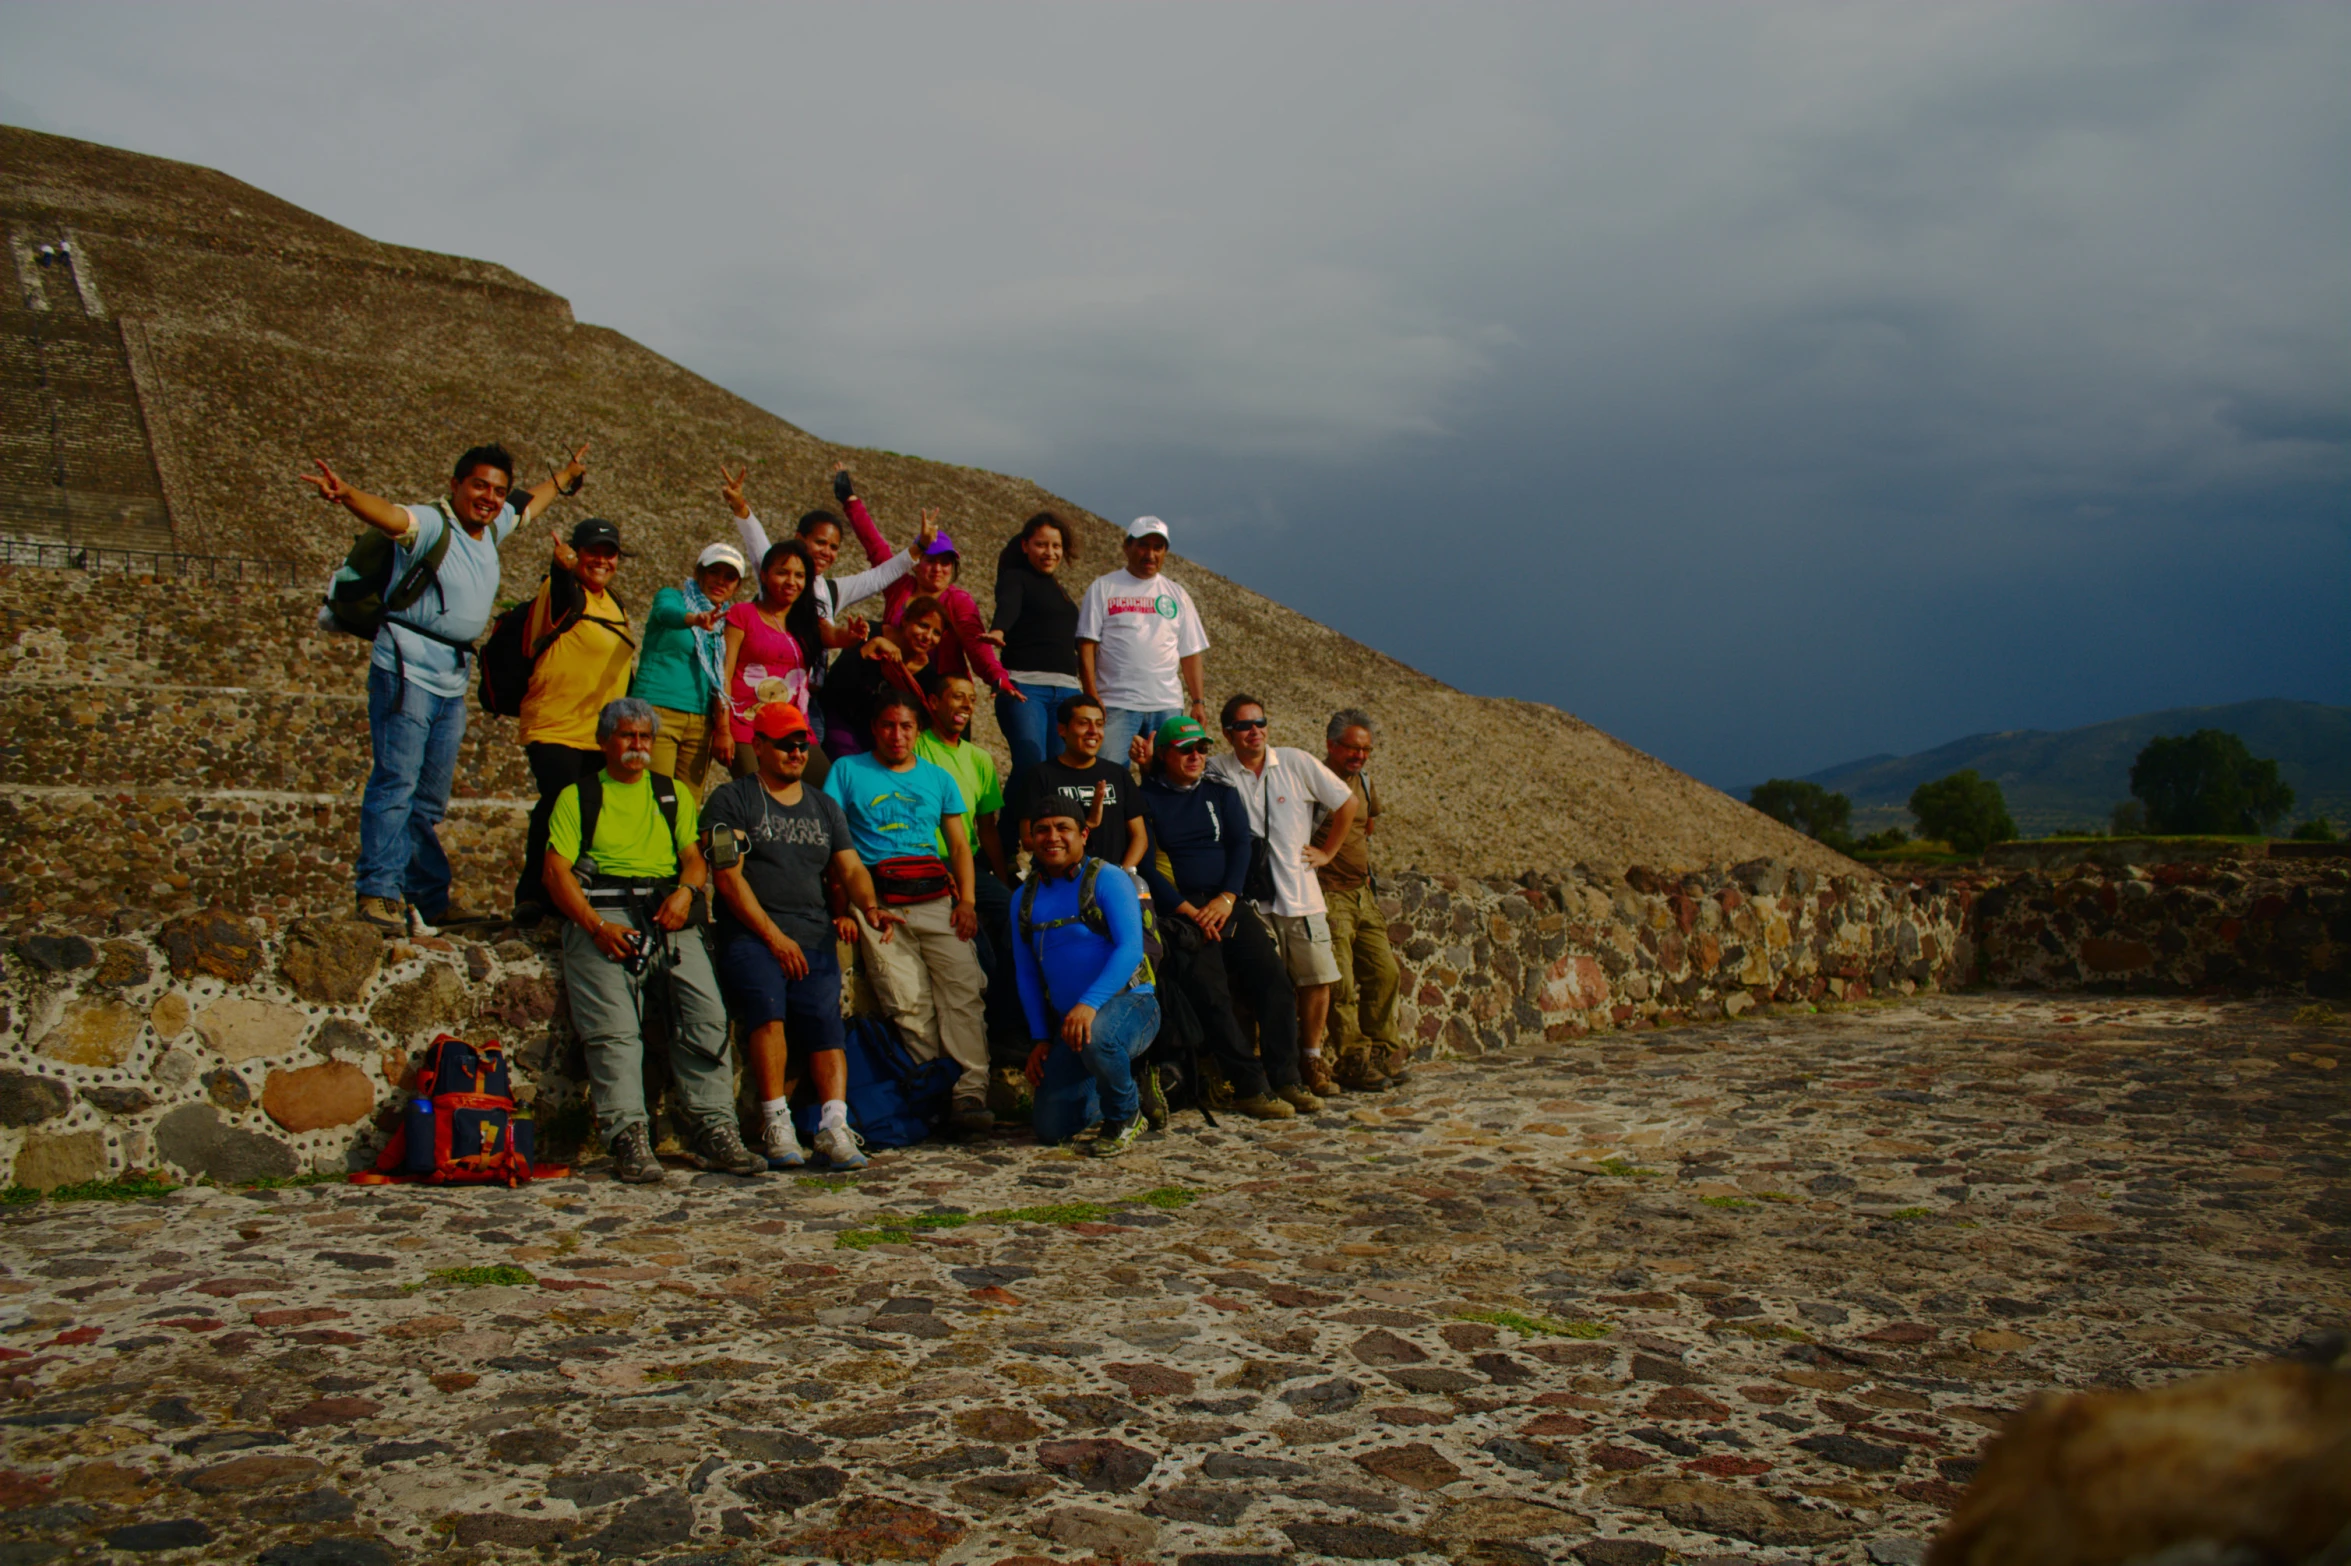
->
[1016, 796, 1161, 1158]
[544, 697, 767, 1184]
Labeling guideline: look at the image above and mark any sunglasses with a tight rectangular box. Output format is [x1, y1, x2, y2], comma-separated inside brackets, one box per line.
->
[1172, 741, 1213, 756]
[1224, 717, 1267, 731]
[761, 735, 812, 753]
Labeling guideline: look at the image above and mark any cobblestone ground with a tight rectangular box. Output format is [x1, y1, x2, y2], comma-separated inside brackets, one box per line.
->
[4, 994, 2346, 1566]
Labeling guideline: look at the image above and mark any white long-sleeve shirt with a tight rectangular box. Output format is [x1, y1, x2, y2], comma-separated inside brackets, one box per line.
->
[734, 509, 913, 623]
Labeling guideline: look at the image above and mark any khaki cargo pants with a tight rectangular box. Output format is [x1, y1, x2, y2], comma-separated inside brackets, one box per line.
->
[1323, 882, 1406, 1080]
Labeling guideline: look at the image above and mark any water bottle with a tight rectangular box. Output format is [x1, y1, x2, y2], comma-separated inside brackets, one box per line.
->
[403, 1097, 436, 1174]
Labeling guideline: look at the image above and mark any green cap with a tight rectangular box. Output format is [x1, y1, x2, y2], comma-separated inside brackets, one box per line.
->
[1156, 715, 1210, 749]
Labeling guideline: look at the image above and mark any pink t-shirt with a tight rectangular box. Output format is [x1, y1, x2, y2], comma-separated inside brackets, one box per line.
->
[724, 599, 810, 742]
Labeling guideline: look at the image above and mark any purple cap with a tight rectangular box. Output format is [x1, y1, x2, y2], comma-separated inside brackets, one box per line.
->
[921, 531, 959, 559]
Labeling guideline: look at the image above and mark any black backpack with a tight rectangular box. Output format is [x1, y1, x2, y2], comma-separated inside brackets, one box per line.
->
[478, 571, 630, 718]
[320, 500, 458, 642]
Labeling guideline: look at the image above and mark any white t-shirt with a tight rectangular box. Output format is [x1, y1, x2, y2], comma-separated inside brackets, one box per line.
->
[1207, 746, 1353, 918]
[1074, 568, 1209, 711]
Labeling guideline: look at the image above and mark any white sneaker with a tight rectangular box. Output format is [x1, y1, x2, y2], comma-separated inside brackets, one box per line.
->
[762, 1115, 807, 1169]
[813, 1123, 866, 1169]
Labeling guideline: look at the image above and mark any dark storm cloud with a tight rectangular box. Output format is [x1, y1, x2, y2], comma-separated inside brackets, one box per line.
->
[3, 2, 2343, 786]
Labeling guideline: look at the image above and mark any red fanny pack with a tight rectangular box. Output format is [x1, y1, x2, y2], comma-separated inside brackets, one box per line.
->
[870, 855, 953, 905]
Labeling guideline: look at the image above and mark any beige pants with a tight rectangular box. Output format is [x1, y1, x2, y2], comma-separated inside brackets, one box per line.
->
[855, 894, 990, 1102]
[1325, 882, 1405, 1050]
[649, 705, 715, 799]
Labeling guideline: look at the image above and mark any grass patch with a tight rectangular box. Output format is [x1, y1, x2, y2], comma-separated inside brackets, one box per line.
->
[243, 1171, 343, 1190]
[1595, 1158, 1661, 1178]
[428, 1265, 536, 1288]
[2292, 1004, 2341, 1027]
[796, 1174, 858, 1191]
[833, 1189, 1196, 1250]
[1888, 1206, 1933, 1221]
[1698, 1194, 1756, 1210]
[1455, 1307, 1612, 1340]
[8, 1173, 184, 1204]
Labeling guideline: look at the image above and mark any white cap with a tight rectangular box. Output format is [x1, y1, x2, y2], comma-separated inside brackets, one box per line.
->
[1127, 516, 1170, 542]
[696, 542, 748, 573]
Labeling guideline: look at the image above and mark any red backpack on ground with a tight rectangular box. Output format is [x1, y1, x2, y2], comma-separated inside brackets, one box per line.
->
[353, 1034, 566, 1187]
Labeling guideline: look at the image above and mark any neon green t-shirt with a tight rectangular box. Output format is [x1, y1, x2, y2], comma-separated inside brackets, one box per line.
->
[915, 731, 1003, 854]
[546, 771, 701, 879]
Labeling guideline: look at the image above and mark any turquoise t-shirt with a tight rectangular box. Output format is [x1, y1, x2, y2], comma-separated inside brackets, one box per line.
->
[630, 586, 717, 713]
[823, 752, 965, 865]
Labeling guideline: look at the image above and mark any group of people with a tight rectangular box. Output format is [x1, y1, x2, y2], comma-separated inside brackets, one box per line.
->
[308, 443, 1415, 1179]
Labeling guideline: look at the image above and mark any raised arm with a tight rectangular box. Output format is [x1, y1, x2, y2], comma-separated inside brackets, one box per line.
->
[721, 465, 774, 569]
[514, 444, 591, 527]
[945, 590, 1013, 691]
[835, 466, 893, 568]
[299, 459, 412, 538]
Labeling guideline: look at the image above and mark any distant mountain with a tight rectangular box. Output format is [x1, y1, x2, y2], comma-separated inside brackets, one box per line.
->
[1795, 699, 2351, 834]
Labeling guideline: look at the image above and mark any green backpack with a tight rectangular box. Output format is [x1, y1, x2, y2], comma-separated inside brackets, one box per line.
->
[320, 500, 460, 643]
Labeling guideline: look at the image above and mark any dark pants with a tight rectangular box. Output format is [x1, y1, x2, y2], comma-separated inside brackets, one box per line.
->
[517, 743, 603, 914]
[1159, 926, 1273, 1099]
[970, 867, 1029, 1067]
[1223, 903, 1301, 1090]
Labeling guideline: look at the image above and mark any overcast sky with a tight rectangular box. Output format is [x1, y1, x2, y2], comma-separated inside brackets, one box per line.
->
[5, 3, 2345, 788]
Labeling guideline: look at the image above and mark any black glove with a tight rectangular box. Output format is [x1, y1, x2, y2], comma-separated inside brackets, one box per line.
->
[832, 468, 855, 504]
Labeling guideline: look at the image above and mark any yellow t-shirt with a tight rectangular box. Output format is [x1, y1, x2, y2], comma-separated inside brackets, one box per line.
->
[519, 578, 634, 748]
[546, 771, 701, 879]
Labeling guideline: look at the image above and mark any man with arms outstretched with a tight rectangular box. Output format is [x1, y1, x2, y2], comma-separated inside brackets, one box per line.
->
[303, 441, 587, 930]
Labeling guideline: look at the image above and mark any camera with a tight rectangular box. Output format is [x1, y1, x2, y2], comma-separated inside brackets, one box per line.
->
[617, 927, 651, 976]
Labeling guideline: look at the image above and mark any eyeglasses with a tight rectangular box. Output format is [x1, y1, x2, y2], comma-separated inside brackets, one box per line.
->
[1224, 718, 1267, 731]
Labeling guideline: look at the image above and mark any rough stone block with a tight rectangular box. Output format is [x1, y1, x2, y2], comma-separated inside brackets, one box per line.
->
[150, 990, 191, 1039]
[15, 1130, 106, 1189]
[370, 964, 470, 1039]
[37, 996, 143, 1067]
[0, 1070, 74, 1127]
[152, 1103, 299, 1183]
[195, 997, 307, 1063]
[278, 920, 383, 1004]
[262, 1061, 375, 1132]
[157, 907, 263, 982]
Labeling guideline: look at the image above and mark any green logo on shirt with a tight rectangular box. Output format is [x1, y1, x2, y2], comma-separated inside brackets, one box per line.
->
[1155, 595, 1178, 619]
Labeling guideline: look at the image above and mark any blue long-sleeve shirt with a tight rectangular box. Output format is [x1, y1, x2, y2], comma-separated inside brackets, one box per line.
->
[1012, 860, 1153, 1036]
[1136, 772, 1251, 913]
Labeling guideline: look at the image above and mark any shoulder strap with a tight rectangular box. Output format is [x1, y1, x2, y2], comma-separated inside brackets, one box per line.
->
[1076, 857, 1107, 937]
[578, 772, 603, 865]
[1016, 876, 1041, 944]
[651, 774, 680, 859]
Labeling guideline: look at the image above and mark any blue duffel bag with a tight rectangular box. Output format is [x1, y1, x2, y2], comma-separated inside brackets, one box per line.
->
[793, 1015, 959, 1150]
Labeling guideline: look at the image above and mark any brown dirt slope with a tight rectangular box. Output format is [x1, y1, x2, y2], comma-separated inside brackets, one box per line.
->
[1, 124, 1852, 880]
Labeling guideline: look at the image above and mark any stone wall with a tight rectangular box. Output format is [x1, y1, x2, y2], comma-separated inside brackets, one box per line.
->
[1970, 857, 2351, 998]
[4, 853, 2343, 1190]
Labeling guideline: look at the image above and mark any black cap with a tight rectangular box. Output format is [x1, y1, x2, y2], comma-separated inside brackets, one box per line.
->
[1025, 794, 1085, 828]
[570, 517, 621, 550]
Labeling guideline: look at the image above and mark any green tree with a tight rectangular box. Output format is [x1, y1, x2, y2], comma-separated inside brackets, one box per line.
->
[2128, 729, 2296, 835]
[1908, 769, 2017, 854]
[2110, 799, 2148, 837]
[2292, 817, 2338, 843]
[1748, 779, 1853, 849]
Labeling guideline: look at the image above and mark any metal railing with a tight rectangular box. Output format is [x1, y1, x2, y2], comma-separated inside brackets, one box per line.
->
[0, 537, 301, 585]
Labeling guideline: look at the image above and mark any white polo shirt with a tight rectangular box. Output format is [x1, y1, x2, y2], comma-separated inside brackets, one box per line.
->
[1207, 746, 1353, 918]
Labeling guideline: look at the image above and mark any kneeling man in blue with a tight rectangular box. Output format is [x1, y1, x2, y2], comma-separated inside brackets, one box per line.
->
[1015, 795, 1160, 1158]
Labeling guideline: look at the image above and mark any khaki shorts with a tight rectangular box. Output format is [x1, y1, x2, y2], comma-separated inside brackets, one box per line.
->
[1271, 912, 1342, 987]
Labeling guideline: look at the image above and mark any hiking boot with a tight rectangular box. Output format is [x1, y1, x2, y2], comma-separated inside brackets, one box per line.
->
[762, 1113, 807, 1169]
[510, 900, 551, 929]
[1335, 1048, 1394, 1093]
[951, 1100, 996, 1134]
[1136, 1064, 1170, 1131]
[1087, 1118, 1143, 1158]
[354, 894, 406, 931]
[1301, 1053, 1342, 1097]
[1231, 1093, 1297, 1121]
[610, 1123, 666, 1185]
[1377, 1043, 1415, 1088]
[1276, 1082, 1325, 1115]
[813, 1122, 867, 1169]
[692, 1120, 768, 1178]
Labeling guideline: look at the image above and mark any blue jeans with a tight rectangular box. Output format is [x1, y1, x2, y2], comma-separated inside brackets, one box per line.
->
[358, 663, 467, 914]
[1102, 707, 1181, 767]
[996, 680, 1072, 862]
[1032, 989, 1161, 1143]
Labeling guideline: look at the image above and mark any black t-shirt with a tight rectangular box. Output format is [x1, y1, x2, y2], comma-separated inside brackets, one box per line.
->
[702, 775, 852, 949]
[1024, 756, 1141, 865]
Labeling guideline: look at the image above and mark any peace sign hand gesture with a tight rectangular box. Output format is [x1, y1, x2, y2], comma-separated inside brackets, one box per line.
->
[915, 507, 941, 554]
[720, 464, 750, 520]
[300, 459, 349, 506]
